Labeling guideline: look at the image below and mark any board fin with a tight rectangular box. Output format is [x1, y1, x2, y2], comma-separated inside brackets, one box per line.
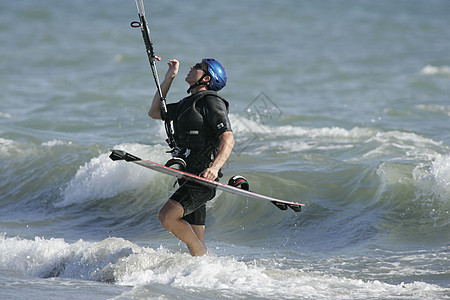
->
[271, 201, 302, 212]
[288, 203, 302, 212]
[109, 149, 141, 162]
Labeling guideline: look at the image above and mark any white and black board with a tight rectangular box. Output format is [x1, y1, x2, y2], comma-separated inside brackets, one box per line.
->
[109, 150, 304, 212]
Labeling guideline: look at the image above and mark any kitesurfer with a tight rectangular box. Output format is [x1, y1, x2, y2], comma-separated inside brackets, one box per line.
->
[148, 58, 234, 256]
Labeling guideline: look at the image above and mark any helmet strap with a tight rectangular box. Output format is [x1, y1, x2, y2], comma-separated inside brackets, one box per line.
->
[187, 73, 210, 94]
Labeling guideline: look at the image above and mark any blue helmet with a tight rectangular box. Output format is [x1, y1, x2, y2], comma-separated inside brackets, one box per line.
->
[203, 58, 227, 91]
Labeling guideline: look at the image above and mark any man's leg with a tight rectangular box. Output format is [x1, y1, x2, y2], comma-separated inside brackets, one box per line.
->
[159, 199, 207, 256]
[183, 204, 207, 248]
[191, 225, 205, 247]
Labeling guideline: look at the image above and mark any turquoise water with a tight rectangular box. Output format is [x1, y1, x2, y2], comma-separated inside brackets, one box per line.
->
[1, 0, 449, 299]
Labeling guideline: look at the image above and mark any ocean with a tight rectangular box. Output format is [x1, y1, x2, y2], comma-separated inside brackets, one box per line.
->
[1, 0, 449, 299]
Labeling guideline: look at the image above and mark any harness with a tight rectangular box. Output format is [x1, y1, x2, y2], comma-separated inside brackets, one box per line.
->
[174, 90, 229, 150]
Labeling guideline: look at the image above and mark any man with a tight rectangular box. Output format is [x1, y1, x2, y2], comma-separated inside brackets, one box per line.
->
[148, 58, 235, 256]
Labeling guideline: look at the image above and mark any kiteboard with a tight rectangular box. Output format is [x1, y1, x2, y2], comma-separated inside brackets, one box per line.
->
[109, 149, 304, 212]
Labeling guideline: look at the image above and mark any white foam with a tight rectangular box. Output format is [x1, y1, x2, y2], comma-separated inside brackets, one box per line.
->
[0, 112, 12, 118]
[279, 126, 375, 139]
[414, 104, 450, 116]
[0, 138, 30, 158]
[41, 139, 73, 147]
[0, 138, 15, 153]
[230, 114, 375, 140]
[0, 235, 140, 282]
[59, 143, 170, 207]
[420, 65, 450, 75]
[0, 138, 74, 159]
[0, 235, 446, 299]
[371, 131, 442, 148]
[363, 130, 444, 162]
[230, 115, 449, 163]
[413, 154, 450, 201]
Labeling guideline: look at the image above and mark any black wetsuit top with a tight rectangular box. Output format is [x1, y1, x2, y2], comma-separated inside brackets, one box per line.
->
[166, 90, 232, 175]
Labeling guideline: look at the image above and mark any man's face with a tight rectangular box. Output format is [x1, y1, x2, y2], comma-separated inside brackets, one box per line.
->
[185, 62, 209, 85]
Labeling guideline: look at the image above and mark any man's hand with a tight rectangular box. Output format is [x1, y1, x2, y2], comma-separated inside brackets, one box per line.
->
[201, 166, 219, 181]
[201, 131, 235, 181]
[165, 59, 179, 80]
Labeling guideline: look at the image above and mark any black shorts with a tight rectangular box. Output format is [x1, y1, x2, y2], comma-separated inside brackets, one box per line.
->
[170, 180, 216, 226]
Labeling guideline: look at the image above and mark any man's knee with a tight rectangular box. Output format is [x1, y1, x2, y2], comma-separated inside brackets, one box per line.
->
[159, 200, 184, 230]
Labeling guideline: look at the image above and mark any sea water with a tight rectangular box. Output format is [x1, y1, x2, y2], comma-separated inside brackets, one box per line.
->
[1, 0, 449, 299]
